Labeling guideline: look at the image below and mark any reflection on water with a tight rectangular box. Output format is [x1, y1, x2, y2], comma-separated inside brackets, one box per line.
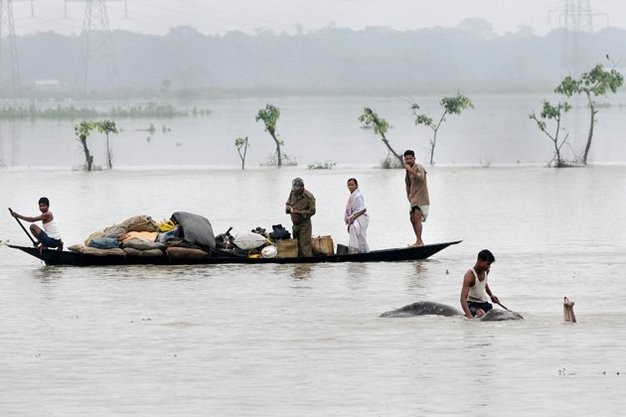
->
[289, 264, 314, 281]
[32, 266, 64, 282]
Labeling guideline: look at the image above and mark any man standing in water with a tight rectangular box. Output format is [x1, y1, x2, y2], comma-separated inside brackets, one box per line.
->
[460, 249, 500, 318]
[10, 197, 63, 251]
[285, 177, 316, 257]
[404, 150, 429, 246]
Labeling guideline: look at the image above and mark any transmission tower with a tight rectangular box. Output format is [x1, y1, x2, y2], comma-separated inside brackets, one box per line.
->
[65, 0, 126, 90]
[0, 0, 23, 99]
[550, 0, 608, 75]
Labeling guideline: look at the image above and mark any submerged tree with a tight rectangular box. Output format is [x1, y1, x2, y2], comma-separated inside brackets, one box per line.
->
[411, 93, 474, 165]
[74, 121, 96, 171]
[555, 64, 623, 165]
[94, 120, 119, 169]
[529, 101, 574, 167]
[255, 104, 283, 167]
[358, 107, 403, 167]
[235, 136, 249, 170]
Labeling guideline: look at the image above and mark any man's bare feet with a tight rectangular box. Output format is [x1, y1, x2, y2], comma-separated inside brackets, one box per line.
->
[408, 242, 425, 247]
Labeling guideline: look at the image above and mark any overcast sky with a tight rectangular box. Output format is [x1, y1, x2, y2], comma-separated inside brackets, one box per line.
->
[10, 0, 626, 36]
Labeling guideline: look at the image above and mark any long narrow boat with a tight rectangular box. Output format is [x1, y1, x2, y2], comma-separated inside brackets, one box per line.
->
[8, 240, 461, 266]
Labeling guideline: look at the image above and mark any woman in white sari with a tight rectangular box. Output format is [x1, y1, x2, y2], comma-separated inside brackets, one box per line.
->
[344, 178, 370, 253]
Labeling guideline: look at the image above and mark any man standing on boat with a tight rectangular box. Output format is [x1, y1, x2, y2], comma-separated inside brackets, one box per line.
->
[285, 177, 316, 257]
[404, 150, 429, 247]
[460, 249, 500, 318]
[10, 197, 63, 251]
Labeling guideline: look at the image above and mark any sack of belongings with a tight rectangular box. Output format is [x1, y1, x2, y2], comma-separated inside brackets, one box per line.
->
[102, 215, 159, 240]
[89, 237, 121, 249]
[234, 231, 268, 250]
[312, 235, 335, 256]
[269, 224, 291, 240]
[261, 245, 278, 258]
[69, 244, 125, 256]
[276, 239, 298, 258]
[170, 211, 215, 249]
[166, 246, 210, 261]
[171, 211, 215, 249]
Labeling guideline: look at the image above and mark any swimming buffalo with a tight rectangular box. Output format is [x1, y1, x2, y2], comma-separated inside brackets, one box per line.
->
[380, 301, 523, 321]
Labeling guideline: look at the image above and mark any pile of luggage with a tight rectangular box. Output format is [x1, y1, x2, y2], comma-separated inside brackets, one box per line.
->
[214, 224, 297, 258]
[68, 212, 217, 260]
[67, 213, 332, 259]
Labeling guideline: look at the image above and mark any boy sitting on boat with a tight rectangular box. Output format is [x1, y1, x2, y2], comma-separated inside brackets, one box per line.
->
[10, 197, 63, 251]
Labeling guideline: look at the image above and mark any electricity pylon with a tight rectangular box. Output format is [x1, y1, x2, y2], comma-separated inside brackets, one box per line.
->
[65, 0, 126, 90]
[550, 0, 607, 75]
[0, 0, 22, 98]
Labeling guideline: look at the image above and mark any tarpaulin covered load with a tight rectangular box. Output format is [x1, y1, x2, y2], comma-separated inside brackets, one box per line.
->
[170, 211, 216, 249]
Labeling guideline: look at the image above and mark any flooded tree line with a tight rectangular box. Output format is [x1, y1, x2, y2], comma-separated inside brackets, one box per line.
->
[3, 63, 620, 171]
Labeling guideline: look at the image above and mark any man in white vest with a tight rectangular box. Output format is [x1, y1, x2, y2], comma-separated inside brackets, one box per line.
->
[460, 249, 500, 318]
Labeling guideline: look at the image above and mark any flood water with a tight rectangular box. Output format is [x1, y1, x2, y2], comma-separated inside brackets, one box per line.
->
[1, 164, 626, 416]
[1, 93, 626, 169]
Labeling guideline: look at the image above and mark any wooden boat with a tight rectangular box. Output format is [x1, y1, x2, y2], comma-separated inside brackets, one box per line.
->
[8, 240, 461, 266]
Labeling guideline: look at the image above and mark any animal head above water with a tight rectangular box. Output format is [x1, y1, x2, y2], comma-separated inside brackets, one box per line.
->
[563, 297, 576, 323]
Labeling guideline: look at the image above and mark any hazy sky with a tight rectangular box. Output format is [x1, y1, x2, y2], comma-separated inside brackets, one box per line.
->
[10, 0, 626, 36]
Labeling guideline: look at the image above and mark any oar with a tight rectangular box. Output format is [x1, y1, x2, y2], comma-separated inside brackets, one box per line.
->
[8, 207, 38, 247]
[495, 301, 510, 311]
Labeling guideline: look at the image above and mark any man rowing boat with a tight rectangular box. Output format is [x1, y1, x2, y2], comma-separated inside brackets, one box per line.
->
[10, 197, 64, 251]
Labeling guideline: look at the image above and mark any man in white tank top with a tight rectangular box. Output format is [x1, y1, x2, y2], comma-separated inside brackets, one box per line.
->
[460, 249, 499, 318]
[10, 197, 63, 251]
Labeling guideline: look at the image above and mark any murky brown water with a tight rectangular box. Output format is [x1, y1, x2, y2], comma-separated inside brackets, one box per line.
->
[1, 166, 626, 416]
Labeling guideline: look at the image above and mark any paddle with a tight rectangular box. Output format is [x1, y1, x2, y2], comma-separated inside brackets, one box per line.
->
[8, 207, 38, 247]
[494, 301, 510, 311]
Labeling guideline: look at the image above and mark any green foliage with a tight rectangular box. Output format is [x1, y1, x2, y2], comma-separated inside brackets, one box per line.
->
[555, 64, 623, 97]
[256, 104, 280, 136]
[358, 107, 403, 166]
[255, 103, 284, 167]
[412, 93, 474, 165]
[415, 114, 433, 127]
[93, 120, 119, 169]
[0, 103, 208, 120]
[235, 136, 249, 170]
[380, 154, 404, 169]
[358, 107, 390, 137]
[306, 160, 336, 170]
[554, 64, 624, 165]
[529, 101, 575, 167]
[441, 94, 474, 115]
[74, 120, 95, 139]
[539, 101, 572, 119]
[94, 120, 119, 136]
[74, 121, 96, 171]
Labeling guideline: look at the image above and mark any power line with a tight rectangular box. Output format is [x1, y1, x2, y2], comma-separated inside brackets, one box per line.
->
[65, 0, 126, 89]
[549, 0, 608, 74]
[0, 0, 31, 98]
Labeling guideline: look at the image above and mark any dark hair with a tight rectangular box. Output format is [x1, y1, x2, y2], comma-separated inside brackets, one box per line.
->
[347, 178, 358, 186]
[477, 249, 495, 263]
[38, 197, 50, 205]
[403, 150, 415, 157]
